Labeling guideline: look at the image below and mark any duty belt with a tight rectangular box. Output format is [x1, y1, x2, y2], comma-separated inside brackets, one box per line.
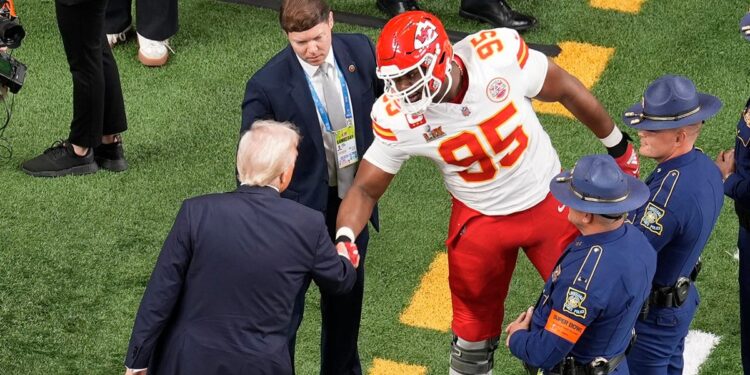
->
[647, 259, 702, 309]
[524, 352, 626, 375]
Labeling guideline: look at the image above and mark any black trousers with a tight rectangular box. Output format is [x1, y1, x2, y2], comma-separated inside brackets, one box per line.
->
[739, 226, 750, 374]
[288, 187, 368, 375]
[56, 0, 127, 148]
[105, 0, 178, 41]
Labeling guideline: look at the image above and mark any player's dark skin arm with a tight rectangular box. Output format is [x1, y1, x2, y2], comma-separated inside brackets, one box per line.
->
[337, 160, 395, 237]
[534, 59, 615, 139]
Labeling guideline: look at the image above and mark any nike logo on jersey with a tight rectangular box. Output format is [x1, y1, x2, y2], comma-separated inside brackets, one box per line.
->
[558, 204, 566, 213]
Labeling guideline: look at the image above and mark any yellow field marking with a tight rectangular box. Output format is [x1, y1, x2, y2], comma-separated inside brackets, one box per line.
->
[399, 252, 452, 332]
[590, 0, 646, 14]
[533, 42, 615, 119]
[369, 358, 427, 375]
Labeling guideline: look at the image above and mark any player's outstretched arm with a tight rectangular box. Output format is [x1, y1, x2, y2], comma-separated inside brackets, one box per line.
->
[534, 59, 641, 177]
[336, 160, 395, 240]
[534, 59, 614, 138]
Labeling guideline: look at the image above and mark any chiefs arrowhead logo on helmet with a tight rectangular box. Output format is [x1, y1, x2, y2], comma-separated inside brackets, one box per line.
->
[413, 21, 438, 50]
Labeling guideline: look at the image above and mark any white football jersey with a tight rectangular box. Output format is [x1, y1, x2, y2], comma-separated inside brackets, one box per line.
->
[365, 28, 561, 216]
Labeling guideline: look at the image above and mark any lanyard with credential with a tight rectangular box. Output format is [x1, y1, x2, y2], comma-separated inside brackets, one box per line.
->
[305, 63, 354, 132]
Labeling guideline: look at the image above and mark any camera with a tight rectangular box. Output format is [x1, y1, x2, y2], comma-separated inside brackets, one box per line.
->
[0, 0, 25, 93]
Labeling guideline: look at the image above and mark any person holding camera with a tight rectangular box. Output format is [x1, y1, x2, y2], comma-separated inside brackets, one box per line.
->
[21, 0, 128, 177]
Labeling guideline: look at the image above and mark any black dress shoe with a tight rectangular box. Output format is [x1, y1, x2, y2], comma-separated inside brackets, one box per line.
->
[459, 0, 537, 31]
[376, 0, 420, 18]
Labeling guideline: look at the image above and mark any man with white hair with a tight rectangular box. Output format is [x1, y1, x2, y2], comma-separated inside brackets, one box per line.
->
[123, 120, 359, 375]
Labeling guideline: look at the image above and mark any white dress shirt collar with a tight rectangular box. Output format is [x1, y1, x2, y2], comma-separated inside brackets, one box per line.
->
[296, 49, 337, 78]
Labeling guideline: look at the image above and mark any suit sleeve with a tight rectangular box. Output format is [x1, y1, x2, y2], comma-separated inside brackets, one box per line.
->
[241, 76, 273, 135]
[124, 202, 194, 369]
[724, 173, 750, 202]
[310, 221, 356, 295]
[509, 283, 603, 369]
[364, 35, 385, 97]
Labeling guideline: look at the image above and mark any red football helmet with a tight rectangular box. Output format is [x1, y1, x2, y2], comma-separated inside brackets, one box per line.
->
[376, 11, 453, 115]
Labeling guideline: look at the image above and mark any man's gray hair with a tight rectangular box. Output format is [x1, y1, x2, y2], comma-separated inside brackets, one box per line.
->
[237, 120, 300, 187]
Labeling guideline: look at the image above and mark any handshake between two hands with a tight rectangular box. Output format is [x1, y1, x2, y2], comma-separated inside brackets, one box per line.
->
[336, 240, 360, 268]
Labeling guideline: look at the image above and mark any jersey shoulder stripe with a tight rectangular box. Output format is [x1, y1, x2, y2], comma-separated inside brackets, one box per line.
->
[372, 120, 398, 141]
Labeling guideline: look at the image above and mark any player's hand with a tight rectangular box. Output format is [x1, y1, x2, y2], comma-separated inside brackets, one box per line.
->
[614, 141, 640, 178]
[715, 149, 736, 181]
[505, 306, 534, 346]
[124, 368, 147, 375]
[336, 240, 360, 268]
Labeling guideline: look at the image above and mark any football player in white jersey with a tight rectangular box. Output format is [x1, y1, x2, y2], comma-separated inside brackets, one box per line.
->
[333, 11, 640, 374]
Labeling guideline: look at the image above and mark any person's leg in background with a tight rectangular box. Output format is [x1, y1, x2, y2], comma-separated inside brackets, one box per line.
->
[319, 187, 366, 375]
[376, 0, 419, 18]
[95, 29, 128, 172]
[22, 0, 111, 177]
[134, 0, 178, 66]
[105, 0, 132, 47]
[459, 0, 537, 31]
[739, 227, 750, 374]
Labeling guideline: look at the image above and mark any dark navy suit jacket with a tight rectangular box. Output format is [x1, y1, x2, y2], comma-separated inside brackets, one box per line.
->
[124, 186, 356, 374]
[241, 33, 382, 229]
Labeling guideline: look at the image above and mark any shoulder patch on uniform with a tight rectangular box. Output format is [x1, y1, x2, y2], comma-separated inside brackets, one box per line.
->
[545, 309, 587, 344]
[551, 264, 561, 283]
[562, 287, 588, 319]
[640, 202, 665, 235]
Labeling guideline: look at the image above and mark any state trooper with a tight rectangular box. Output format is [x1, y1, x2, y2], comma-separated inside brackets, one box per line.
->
[622, 75, 724, 375]
[714, 13, 750, 374]
[506, 154, 656, 375]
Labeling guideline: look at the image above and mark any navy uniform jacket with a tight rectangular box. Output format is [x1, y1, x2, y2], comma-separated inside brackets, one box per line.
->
[124, 186, 356, 374]
[509, 224, 656, 370]
[629, 149, 723, 286]
[725, 98, 750, 213]
[241, 33, 382, 229]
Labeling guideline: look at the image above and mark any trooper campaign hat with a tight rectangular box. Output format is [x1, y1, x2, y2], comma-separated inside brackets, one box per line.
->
[741, 12, 750, 41]
[550, 154, 649, 215]
[622, 75, 722, 130]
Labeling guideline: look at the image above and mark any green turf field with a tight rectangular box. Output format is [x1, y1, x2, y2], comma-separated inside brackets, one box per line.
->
[0, 0, 748, 373]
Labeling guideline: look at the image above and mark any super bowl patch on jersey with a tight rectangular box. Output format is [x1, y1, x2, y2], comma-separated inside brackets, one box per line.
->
[486, 77, 510, 102]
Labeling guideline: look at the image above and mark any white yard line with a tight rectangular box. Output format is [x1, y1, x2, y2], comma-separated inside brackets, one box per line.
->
[683, 330, 721, 375]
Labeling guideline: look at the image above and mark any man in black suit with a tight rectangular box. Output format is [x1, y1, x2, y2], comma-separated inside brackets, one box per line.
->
[22, 0, 128, 177]
[123, 120, 359, 375]
[241, 0, 381, 373]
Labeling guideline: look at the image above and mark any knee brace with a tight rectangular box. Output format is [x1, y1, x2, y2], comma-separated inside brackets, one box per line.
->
[449, 335, 499, 375]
